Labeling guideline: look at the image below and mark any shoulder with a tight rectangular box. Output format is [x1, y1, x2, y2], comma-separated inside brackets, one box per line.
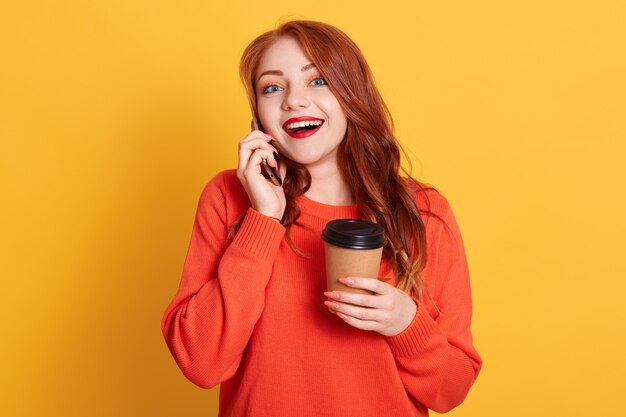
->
[202, 169, 239, 189]
[199, 169, 240, 199]
[403, 178, 465, 254]
[409, 181, 467, 260]
[198, 170, 250, 224]
[402, 177, 453, 222]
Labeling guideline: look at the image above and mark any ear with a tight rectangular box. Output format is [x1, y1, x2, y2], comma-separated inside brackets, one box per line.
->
[251, 118, 260, 131]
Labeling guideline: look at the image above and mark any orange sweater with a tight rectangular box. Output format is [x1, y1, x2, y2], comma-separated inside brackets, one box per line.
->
[162, 170, 481, 416]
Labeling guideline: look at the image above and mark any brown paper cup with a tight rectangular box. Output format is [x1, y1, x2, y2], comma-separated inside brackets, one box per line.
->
[323, 243, 383, 294]
[321, 219, 386, 296]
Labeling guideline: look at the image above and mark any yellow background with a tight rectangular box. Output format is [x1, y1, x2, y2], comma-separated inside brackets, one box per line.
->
[2, 1, 625, 416]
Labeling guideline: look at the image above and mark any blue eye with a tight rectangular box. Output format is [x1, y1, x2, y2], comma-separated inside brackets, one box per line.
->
[262, 85, 283, 94]
[311, 77, 327, 86]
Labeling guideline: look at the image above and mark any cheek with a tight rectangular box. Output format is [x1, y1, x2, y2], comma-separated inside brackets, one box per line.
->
[329, 108, 348, 135]
[319, 97, 347, 125]
[256, 104, 275, 130]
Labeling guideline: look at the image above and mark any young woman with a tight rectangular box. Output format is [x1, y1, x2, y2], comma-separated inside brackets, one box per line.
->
[162, 20, 481, 416]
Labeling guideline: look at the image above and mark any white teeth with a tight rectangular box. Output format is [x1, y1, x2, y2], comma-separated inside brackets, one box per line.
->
[286, 120, 323, 130]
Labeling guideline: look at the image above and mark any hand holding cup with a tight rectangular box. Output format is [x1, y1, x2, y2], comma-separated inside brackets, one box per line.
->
[324, 276, 418, 336]
[321, 219, 417, 336]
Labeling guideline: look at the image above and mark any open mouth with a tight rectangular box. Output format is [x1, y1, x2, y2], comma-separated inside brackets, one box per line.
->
[282, 118, 324, 138]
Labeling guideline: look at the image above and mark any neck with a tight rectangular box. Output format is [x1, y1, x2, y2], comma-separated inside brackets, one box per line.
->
[304, 162, 354, 206]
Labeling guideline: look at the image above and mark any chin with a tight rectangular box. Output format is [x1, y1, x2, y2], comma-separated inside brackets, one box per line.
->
[290, 154, 334, 169]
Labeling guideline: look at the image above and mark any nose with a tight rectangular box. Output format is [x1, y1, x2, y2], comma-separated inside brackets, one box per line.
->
[282, 85, 310, 111]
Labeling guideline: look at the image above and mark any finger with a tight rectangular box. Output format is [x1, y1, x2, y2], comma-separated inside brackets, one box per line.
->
[324, 301, 386, 322]
[335, 312, 380, 332]
[242, 130, 274, 142]
[277, 153, 287, 181]
[338, 277, 388, 295]
[261, 158, 282, 188]
[239, 135, 274, 147]
[240, 154, 281, 191]
[239, 131, 276, 152]
[324, 291, 388, 309]
[238, 139, 278, 170]
[239, 136, 278, 153]
[241, 128, 266, 140]
[267, 154, 279, 169]
[246, 148, 278, 174]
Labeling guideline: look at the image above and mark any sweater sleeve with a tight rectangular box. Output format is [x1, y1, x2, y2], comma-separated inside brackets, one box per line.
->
[161, 171, 285, 388]
[385, 194, 482, 413]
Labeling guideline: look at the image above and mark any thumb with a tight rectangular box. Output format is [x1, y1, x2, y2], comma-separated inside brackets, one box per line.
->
[278, 157, 287, 183]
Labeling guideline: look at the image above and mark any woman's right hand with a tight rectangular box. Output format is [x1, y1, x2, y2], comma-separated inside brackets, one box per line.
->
[237, 130, 286, 220]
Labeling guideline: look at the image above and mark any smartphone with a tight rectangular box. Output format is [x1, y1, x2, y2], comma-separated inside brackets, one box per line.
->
[252, 118, 282, 187]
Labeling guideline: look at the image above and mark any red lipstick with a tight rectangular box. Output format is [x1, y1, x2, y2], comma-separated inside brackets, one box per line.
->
[282, 116, 324, 139]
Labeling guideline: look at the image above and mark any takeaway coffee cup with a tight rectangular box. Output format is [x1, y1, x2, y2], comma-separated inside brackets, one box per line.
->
[321, 219, 386, 294]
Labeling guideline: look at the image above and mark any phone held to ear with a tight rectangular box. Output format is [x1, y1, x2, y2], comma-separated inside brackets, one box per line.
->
[261, 158, 282, 187]
[253, 118, 283, 187]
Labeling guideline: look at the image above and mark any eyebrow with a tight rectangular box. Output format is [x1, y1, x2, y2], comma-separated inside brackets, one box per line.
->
[258, 63, 317, 79]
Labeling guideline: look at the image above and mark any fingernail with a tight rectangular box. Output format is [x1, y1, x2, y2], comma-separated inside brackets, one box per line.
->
[337, 312, 349, 321]
[324, 301, 339, 309]
[264, 134, 274, 140]
[339, 277, 354, 285]
[324, 291, 339, 299]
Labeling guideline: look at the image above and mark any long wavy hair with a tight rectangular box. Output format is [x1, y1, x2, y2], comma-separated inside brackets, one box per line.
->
[235, 20, 432, 298]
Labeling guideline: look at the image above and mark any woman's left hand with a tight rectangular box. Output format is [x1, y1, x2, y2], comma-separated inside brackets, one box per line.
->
[324, 277, 417, 337]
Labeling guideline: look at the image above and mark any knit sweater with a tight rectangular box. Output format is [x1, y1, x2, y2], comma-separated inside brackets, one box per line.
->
[162, 170, 482, 417]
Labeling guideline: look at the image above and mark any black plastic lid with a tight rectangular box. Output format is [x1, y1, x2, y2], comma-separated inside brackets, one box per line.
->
[321, 219, 386, 250]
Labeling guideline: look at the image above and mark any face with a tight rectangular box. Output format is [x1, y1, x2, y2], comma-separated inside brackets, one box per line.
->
[255, 36, 348, 171]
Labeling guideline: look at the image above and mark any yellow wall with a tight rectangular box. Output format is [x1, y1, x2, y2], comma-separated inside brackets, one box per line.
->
[2, 1, 625, 416]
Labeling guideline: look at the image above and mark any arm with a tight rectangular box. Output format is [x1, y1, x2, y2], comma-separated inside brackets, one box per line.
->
[322, 194, 481, 411]
[385, 197, 482, 412]
[161, 172, 285, 388]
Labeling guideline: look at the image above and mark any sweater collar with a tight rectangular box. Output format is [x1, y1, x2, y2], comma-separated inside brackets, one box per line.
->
[296, 194, 360, 220]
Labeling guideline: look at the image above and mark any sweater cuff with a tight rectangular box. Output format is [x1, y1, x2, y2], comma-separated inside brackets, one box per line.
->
[386, 298, 438, 357]
[231, 207, 285, 259]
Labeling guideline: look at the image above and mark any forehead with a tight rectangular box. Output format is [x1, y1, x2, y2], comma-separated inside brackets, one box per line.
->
[256, 37, 313, 77]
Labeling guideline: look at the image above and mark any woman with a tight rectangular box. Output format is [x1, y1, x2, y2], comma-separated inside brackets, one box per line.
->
[162, 20, 481, 416]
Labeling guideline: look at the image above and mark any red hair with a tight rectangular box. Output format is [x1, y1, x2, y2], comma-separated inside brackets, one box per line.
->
[236, 20, 432, 297]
